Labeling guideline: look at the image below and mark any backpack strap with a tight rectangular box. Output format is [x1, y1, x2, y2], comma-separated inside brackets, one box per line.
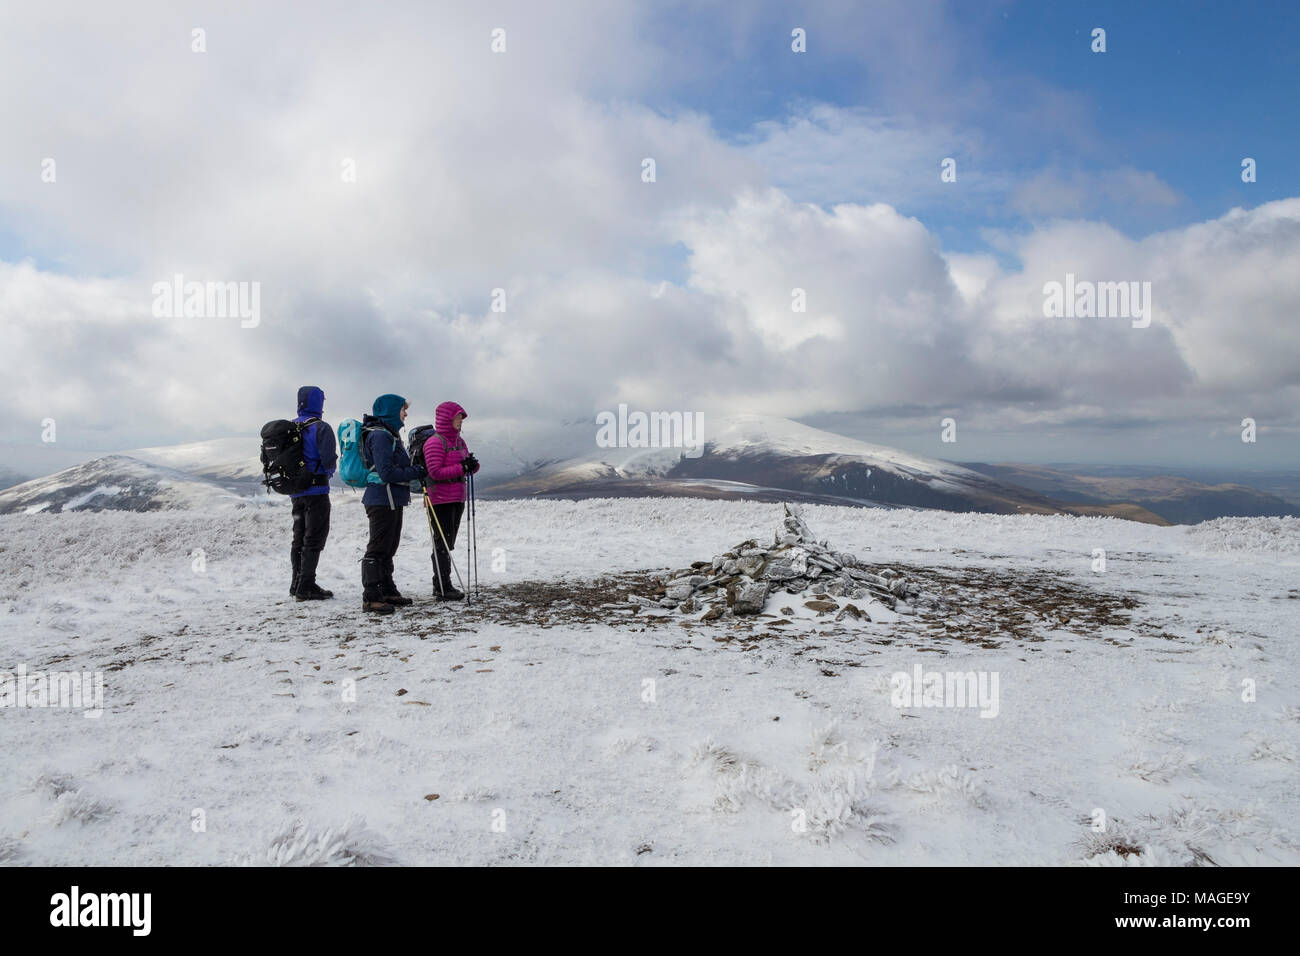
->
[360, 423, 391, 470]
[296, 418, 329, 485]
[424, 431, 466, 485]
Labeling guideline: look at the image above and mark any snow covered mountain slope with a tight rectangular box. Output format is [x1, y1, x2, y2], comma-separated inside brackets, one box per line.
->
[704, 414, 980, 478]
[480, 413, 1146, 518]
[0, 499, 1295, 865]
[126, 437, 264, 482]
[113, 414, 997, 497]
[0, 456, 265, 514]
[121, 420, 601, 487]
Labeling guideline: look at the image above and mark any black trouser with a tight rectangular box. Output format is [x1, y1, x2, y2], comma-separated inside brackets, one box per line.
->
[426, 500, 464, 591]
[290, 494, 331, 592]
[362, 504, 405, 600]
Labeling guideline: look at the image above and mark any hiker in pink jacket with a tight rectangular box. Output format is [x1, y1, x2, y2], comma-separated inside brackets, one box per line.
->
[422, 401, 479, 600]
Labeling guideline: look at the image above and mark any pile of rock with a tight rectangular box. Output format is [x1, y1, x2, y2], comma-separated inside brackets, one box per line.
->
[630, 504, 922, 621]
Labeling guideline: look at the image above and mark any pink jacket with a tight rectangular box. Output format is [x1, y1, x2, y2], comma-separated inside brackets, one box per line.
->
[423, 401, 477, 505]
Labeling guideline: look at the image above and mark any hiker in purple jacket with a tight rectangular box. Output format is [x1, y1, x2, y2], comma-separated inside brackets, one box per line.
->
[290, 385, 337, 600]
[421, 401, 479, 600]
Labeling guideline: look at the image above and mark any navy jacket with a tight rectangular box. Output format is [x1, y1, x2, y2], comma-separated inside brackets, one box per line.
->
[361, 416, 423, 508]
[291, 386, 337, 498]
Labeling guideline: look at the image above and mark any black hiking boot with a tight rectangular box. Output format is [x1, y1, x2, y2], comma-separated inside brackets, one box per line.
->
[296, 549, 331, 599]
[381, 579, 413, 607]
[433, 574, 464, 601]
[361, 557, 393, 613]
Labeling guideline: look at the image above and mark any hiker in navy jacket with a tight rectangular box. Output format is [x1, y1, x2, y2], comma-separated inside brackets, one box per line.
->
[359, 393, 425, 614]
[290, 385, 337, 600]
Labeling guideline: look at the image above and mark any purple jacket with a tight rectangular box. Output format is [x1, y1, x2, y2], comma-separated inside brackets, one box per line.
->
[422, 401, 477, 505]
[291, 385, 336, 498]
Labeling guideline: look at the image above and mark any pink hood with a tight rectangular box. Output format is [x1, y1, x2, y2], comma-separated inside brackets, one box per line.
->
[423, 401, 475, 504]
[435, 401, 466, 440]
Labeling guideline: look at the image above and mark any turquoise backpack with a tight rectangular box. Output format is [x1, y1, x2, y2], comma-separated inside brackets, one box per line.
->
[337, 419, 388, 488]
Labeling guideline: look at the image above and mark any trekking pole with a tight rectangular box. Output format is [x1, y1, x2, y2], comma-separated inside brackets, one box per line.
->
[427, 497, 468, 597]
[462, 473, 473, 605]
[469, 471, 479, 602]
[423, 497, 445, 596]
[465, 471, 475, 603]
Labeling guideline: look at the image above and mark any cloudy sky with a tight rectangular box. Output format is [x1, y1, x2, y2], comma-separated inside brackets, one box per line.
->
[2, 0, 1298, 472]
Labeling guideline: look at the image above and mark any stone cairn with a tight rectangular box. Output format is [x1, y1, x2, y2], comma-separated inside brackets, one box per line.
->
[629, 504, 922, 622]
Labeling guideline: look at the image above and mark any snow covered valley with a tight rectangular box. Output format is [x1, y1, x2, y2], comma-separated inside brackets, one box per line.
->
[1, 497, 1296, 866]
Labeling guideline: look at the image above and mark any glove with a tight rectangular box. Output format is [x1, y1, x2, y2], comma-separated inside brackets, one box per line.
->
[462, 453, 479, 474]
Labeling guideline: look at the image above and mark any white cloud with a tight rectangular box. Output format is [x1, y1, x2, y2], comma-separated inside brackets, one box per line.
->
[1011, 166, 1182, 218]
[4, 183, 1299, 450]
[0, 1, 1296, 461]
[739, 104, 1002, 211]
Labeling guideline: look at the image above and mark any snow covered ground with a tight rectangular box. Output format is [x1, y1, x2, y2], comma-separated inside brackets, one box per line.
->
[1, 496, 1296, 866]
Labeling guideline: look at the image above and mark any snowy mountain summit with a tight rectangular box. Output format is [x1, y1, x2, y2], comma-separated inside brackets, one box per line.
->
[0, 456, 256, 514]
[484, 412, 1072, 515]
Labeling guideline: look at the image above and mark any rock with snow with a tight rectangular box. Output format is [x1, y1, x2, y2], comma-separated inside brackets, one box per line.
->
[630, 503, 922, 622]
[727, 579, 769, 615]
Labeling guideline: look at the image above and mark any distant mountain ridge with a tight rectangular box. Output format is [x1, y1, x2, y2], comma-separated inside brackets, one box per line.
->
[0, 456, 258, 514]
[960, 462, 1296, 525]
[1, 415, 1291, 523]
[478, 413, 1171, 522]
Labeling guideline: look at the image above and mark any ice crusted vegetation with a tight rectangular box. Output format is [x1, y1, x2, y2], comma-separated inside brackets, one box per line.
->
[242, 816, 396, 867]
[1184, 515, 1300, 554]
[1075, 801, 1281, 867]
[687, 730, 896, 845]
[1126, 748, 1200, 784]
[686, 722, 992, 847]
[45, 789, 114, 826]
[0, 834, 23, 863]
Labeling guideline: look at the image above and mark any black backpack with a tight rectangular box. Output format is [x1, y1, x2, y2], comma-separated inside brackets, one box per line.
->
[259, 418, 321, 495]
[408, 425, 455, 487]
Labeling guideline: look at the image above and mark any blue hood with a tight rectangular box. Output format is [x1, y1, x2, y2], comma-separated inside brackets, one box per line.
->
[372, 393, 407, 433]
[297, 386, 324, 418]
